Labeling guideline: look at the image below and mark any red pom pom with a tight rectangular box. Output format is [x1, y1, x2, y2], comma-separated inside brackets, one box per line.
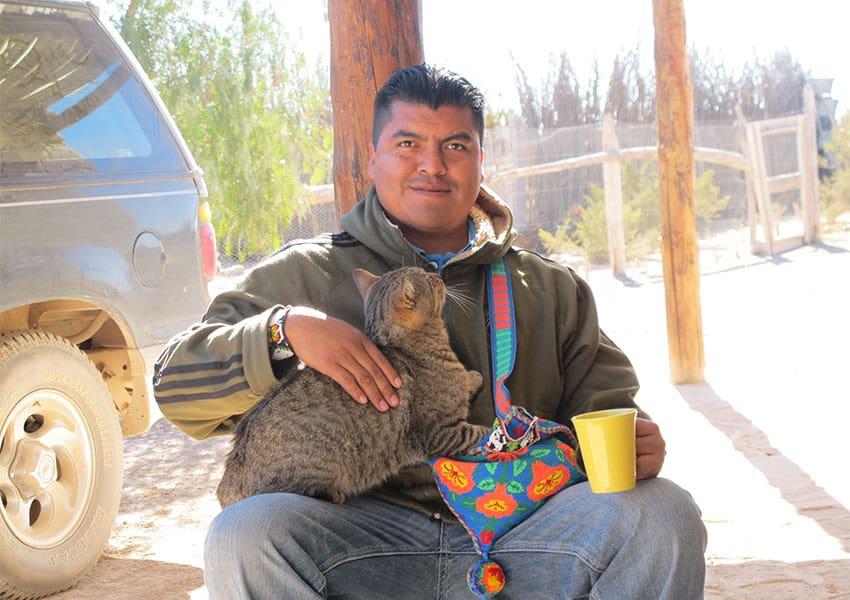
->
[469, 560, 505, 596]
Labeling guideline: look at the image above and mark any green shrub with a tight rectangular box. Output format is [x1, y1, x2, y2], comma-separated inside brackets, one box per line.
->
[538, 182, 609, 263]
[821, 113, 850, 225]
[538, 160, 731, 264]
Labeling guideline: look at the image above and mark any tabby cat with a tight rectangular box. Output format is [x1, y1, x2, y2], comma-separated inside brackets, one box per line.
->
[216, 267, 489, 507]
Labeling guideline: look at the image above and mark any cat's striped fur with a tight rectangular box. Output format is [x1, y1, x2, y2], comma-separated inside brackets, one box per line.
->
[216, 267, 487, 507]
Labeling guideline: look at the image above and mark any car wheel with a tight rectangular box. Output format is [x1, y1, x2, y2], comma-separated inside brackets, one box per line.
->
[0, 330, 123, 599]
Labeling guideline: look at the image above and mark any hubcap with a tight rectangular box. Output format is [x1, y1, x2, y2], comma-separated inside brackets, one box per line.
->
[0, 389, 96, 548]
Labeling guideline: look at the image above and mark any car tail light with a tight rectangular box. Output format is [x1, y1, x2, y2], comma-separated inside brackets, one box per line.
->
[198, 200, 217, 279]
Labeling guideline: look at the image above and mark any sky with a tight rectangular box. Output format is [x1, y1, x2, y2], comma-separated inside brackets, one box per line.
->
[273, 0, 849, 119]
[101, 0, 848, 119]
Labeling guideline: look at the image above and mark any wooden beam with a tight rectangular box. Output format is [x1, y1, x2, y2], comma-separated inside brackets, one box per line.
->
[652, 0, 705, 384]
[734, 105, 759, 248]
[485, 146, 748, 184]
[800, 84, 821, 243]
[601, 114, 627, 277]
[748, 120, 777, 255]
[328, 0, 423, 222]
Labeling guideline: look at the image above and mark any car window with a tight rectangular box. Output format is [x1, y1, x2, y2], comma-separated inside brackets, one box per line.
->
[0, 3, 186, 181]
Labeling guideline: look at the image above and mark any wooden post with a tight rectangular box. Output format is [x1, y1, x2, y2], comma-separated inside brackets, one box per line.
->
[652, 0, 705, 384]
[747, 119, 776, 255]
[601, 114, 627, 277]
[734, 105, 759, 249]
[800, 84, 821, 243]
[328, 0, 423, 221]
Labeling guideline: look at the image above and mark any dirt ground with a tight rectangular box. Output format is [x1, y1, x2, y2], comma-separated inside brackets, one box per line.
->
[54, 230, 850, 599]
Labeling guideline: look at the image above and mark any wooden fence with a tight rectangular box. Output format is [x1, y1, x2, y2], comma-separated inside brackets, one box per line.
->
[304, 85, 821, 276]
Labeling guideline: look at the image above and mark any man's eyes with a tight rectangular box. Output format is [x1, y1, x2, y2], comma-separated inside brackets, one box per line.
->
[395, 140, 467, 151]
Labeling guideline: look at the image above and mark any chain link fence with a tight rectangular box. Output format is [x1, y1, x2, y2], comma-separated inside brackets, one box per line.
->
[216, 116, 805, 284]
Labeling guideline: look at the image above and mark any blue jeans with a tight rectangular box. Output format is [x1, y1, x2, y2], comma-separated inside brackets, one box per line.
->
[204, 478, 706, 599]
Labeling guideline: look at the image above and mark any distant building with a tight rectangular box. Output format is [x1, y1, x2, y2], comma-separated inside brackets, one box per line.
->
[807, 78, 839, 178]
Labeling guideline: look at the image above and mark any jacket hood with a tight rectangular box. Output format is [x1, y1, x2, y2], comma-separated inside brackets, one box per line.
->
[340, 184, 517, 268]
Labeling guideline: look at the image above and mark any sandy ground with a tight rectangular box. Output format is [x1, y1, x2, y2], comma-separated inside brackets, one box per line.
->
[53, 230, 850, 599]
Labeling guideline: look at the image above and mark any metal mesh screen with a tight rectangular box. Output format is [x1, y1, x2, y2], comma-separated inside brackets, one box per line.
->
[215, 115, 806, 282]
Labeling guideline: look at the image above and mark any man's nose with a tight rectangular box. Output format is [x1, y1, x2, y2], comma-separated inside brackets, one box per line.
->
[417, 145, 447, 176]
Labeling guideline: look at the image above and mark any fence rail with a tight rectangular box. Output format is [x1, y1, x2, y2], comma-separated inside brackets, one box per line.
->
[487, 146, 750, 184]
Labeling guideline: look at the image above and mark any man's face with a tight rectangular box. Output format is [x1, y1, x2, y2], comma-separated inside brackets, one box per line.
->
[367, 100, 484, 252]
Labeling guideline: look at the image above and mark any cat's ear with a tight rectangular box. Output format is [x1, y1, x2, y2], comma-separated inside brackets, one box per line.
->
[352, 269, 381, 299]
[402, 279, 416, 308]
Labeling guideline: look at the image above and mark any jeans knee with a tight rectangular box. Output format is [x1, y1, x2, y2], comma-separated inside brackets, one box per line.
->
[205, 502, 253, 569]
[629, 478, 706, 555]
[205, 494, 300, 569]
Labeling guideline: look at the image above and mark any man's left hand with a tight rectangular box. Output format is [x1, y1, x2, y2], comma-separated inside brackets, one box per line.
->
[635, 418, 666, 479]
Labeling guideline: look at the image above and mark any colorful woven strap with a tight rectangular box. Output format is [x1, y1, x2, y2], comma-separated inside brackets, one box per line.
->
[487, 259, 516, 422]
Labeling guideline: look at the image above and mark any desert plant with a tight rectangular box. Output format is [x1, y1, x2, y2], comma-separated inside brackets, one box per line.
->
[538, 161, 731, 264]
[694, 168, 733, 226]
[537, 183, 608, 263]
[821, 113, 850, 225]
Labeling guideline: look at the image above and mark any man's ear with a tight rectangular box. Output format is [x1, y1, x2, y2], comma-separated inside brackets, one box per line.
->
[367, 143, 376, 181]
[353, 268, 380, 299]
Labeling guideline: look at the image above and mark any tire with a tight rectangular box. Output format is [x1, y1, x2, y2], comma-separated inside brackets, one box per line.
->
[0, 330, 123, 599]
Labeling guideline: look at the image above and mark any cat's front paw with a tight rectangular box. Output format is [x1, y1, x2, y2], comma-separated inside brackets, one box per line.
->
[466, 370, 483, 396]
[328, 487, 347, 504]
[472, 424, 491, 446]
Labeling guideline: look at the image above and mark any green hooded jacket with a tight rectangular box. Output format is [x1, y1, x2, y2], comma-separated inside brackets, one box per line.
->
[153, 185, 641, 517]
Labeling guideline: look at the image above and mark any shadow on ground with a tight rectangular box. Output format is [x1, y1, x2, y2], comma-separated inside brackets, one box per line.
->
[676, 382, 850, 552]
[51, 558, 203, 599]
[706, 559, 850, 599]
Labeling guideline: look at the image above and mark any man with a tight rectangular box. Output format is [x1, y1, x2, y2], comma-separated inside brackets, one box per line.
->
[154, 64, 706, 599]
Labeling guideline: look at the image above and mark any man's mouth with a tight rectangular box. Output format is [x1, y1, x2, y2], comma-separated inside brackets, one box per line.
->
[409, 184, 451, 194]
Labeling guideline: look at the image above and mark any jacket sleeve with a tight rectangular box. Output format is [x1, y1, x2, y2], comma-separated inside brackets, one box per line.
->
[152, 265, 287, 440]
[554, 271, 647, 424]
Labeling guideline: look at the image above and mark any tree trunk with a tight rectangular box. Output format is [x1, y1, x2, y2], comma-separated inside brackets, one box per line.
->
[328, 0, 424, 222]
[652, 0, 705, 384]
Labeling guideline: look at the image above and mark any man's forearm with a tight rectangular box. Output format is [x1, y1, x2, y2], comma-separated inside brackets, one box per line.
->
[153, 304, 284, 439]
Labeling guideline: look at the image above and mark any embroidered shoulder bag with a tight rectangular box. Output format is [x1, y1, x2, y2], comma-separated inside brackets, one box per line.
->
[428, 258, 587, 598]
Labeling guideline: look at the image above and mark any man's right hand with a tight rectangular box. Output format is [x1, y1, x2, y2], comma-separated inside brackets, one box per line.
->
[284, 306, 402, 412]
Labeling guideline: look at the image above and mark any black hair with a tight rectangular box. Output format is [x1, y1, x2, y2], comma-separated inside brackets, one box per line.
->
[372, 64, 485, 145]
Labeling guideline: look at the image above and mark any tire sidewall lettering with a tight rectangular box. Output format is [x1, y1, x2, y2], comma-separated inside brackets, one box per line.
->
[47, 505, 106, 568]
[38, 366, 115, 468]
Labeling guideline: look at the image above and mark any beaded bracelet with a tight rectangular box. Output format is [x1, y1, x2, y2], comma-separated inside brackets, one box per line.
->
[267, 305, 295, 361]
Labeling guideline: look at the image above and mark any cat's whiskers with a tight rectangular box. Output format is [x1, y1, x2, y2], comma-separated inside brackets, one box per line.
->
[445, 286, 475, 316]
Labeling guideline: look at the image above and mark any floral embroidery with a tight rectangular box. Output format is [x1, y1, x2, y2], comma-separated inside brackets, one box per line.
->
[435, 458, 476, 493]
[485, 446, 529, 463]
[557, 440, 576, 460]
[480, 529, 495, 545]
[476, 484, 519, 519]
[527, 461, 571, 502]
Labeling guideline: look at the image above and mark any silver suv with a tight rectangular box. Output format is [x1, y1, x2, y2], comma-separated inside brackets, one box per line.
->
[0, 1, 216, 597]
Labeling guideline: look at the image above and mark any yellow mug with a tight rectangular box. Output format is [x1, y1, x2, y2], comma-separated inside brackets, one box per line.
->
[571, 408, 637, 493]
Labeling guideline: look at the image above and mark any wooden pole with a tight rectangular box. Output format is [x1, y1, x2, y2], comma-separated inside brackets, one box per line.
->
[652, 0, 705, 384]
[328, 0, 424, 221]
[747, 119, 777, 254]
[734, 105, 759, 249]
[800, 84, 821, 243]
[601, 114, 627, 277]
